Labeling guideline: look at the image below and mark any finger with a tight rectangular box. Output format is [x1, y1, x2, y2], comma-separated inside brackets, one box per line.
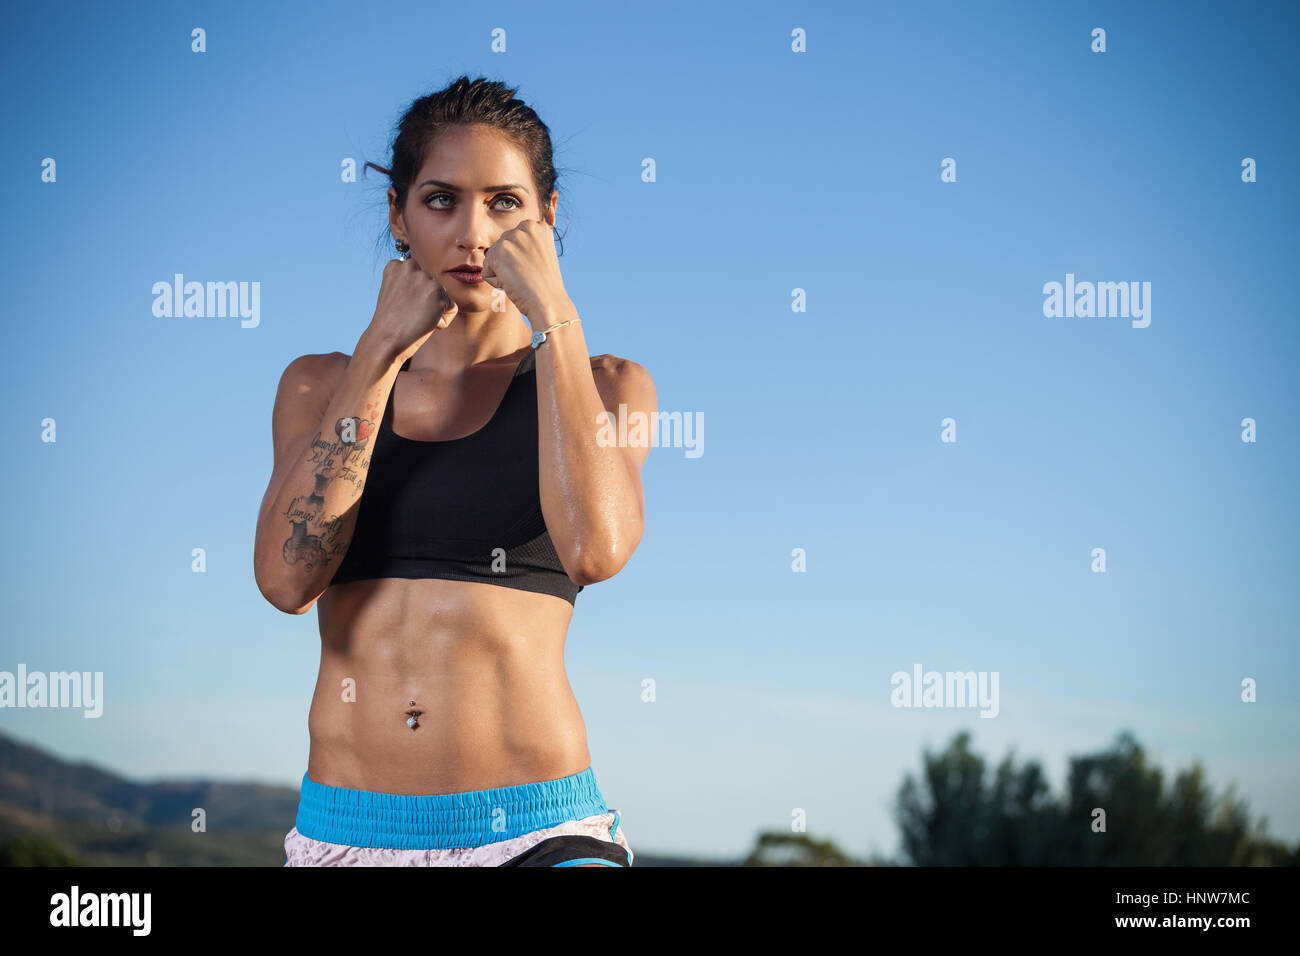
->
[438, 285, 455, 313]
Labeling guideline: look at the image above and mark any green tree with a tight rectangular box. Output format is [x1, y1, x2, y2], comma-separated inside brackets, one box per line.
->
[895, 729, 1061, 864]
[894, 730, 1298, 866]
[0, 834, 87, 866]
[742, 832, 859, 866]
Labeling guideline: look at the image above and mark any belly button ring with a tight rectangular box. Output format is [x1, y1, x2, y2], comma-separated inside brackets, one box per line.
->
[405, 699, 421, 730]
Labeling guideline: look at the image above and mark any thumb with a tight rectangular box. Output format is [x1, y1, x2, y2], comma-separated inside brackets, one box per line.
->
[437, 298, 458, 330]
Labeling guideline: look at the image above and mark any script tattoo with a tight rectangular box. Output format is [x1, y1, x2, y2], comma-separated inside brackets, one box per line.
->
[280, 411, 378, 572]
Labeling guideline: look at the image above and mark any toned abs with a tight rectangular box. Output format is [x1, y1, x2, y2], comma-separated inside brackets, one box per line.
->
[303, 355, 592, 795]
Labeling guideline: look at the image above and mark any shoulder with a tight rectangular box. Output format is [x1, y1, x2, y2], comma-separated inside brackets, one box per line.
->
[589, 354, 657, 428]
[282, 350, 348, 378]
[275, 351, 348, 402]
[590, 353, 655, 394]
[589, 355, 657, 480]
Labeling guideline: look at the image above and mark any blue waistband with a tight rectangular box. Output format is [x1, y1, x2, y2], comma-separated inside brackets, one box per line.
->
[294, 767, 609, 849]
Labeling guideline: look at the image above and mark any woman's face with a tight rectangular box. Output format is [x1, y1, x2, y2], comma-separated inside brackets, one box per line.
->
[389, 124, 557, 309]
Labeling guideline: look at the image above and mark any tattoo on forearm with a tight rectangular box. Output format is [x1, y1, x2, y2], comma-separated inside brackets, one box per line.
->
[279, 412, 377, 571]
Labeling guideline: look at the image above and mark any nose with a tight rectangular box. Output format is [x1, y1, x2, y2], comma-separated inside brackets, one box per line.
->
[456, 203, 494, 252]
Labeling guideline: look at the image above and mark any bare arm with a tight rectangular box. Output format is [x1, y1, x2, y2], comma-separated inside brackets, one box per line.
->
[253, 329, 403, 614]
[530, 299, 656, 586]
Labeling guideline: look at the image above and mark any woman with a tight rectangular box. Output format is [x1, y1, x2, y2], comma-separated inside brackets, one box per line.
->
[253, 75, 655, 866]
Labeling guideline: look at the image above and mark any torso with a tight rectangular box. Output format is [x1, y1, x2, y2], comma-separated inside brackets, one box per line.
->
[306, 348, 594, 795]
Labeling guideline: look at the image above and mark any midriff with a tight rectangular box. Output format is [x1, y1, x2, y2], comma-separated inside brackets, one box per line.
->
[307, 575, 590, 795]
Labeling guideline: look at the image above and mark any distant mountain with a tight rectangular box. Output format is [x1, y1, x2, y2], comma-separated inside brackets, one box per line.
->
[0, 731, 735, 866]
[0, 731, 299, 831]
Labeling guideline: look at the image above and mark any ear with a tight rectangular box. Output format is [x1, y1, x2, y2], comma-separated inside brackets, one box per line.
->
[387, 187, 405, 237]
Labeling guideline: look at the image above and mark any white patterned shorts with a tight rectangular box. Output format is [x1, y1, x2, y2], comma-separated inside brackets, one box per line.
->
[283, 766, 633, 867]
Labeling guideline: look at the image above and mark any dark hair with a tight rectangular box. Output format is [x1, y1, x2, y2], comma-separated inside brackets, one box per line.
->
[364, 75, 570, 260]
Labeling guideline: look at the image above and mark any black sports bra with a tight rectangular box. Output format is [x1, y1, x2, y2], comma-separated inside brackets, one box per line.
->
[329, 347, 584, 604]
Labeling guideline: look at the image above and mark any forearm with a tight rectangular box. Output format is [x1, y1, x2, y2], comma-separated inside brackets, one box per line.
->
[254, 330, 403, 612]
[532, 302, 643, 583]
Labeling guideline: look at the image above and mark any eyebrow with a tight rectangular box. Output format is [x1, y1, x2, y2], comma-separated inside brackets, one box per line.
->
[416, 179, 530, 195]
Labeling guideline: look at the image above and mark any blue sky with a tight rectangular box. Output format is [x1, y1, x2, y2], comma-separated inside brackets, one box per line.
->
[3, 0, 1298, 861]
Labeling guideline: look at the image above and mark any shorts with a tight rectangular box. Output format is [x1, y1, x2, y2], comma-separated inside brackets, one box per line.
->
[283, 765, 633, 867]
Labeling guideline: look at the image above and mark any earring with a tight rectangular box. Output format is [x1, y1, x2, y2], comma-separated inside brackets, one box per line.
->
[395, 239, 411, 261]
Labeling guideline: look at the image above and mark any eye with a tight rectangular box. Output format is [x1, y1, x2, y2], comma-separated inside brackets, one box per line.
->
[425, 193, 523, 211]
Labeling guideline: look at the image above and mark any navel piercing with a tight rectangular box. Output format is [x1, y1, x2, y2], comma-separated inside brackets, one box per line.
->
[405, 699, 422, 730]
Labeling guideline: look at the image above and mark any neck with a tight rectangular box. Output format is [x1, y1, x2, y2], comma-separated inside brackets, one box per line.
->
[403, 305, 532, 376]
